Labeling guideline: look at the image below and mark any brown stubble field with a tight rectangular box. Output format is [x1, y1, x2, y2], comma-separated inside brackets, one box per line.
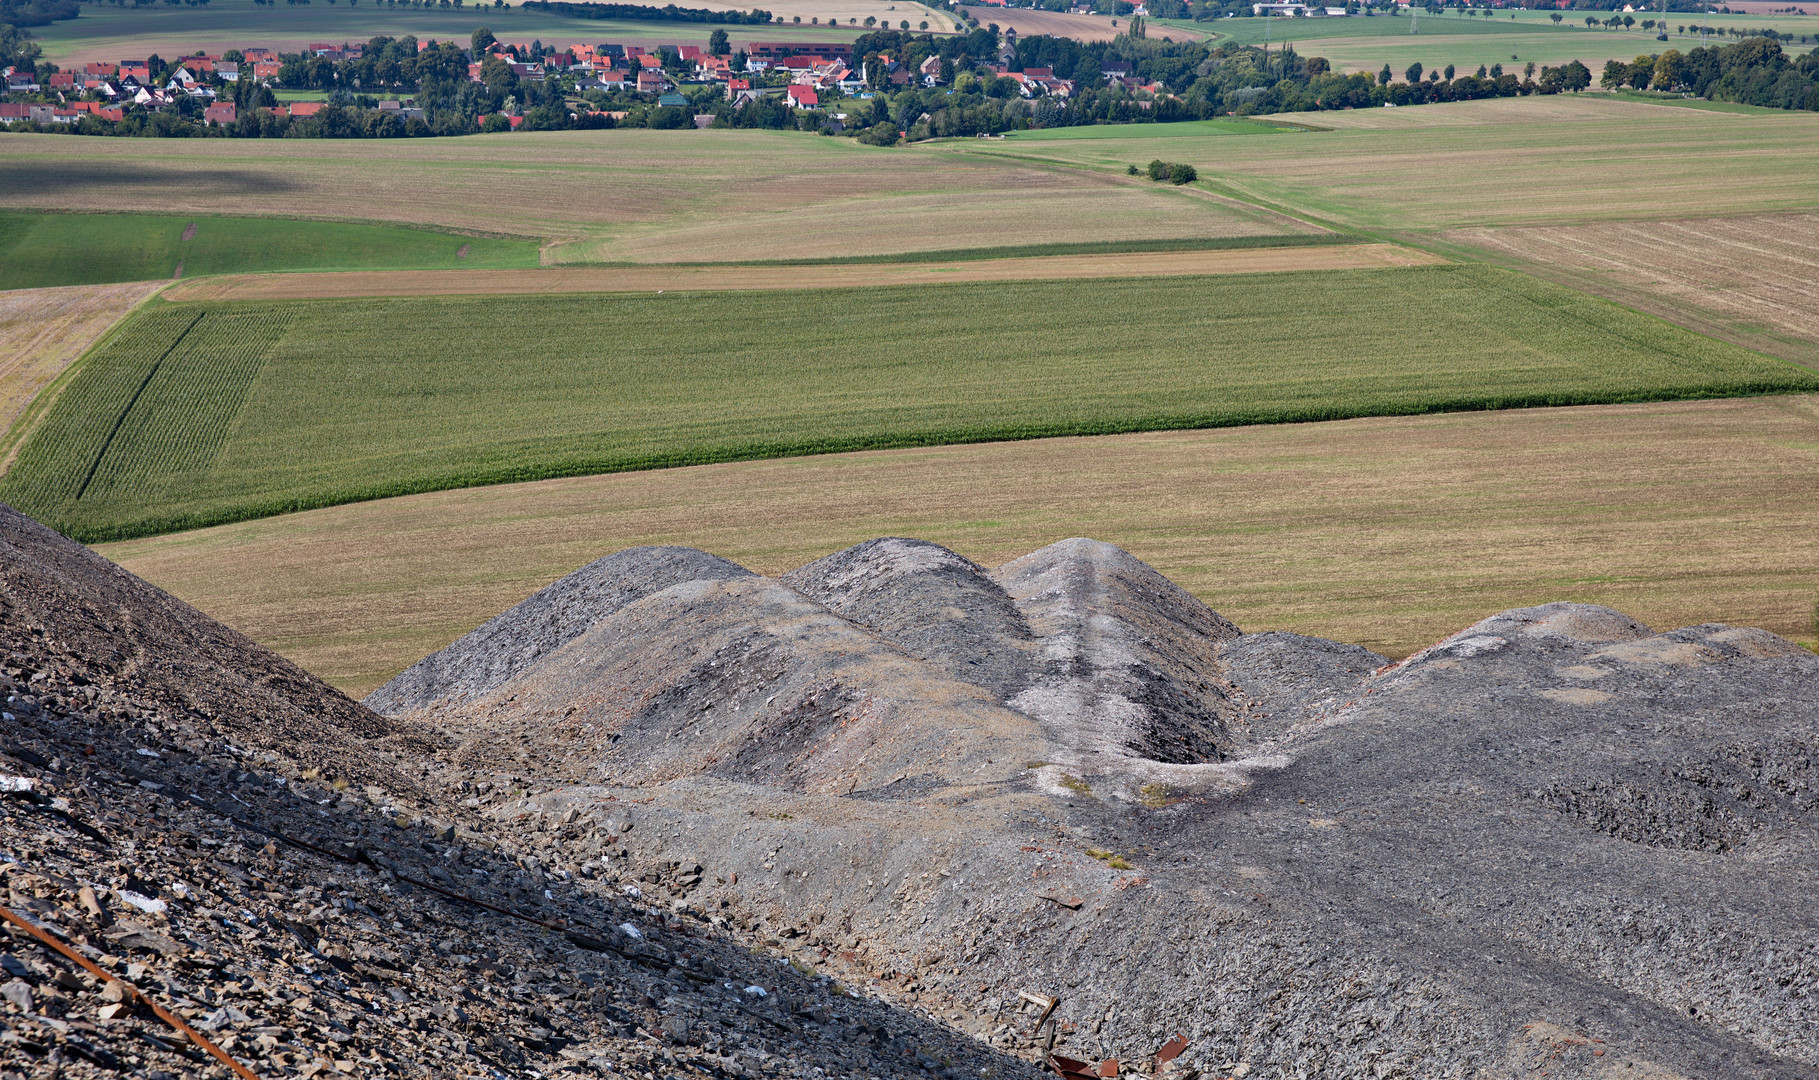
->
[1441, 213, 1819, 369]
[0, 281, 165, 442]
[159, 243, 1440, 301]
[0, 129, 1311, 262]
[958, 96, 1819, 232]
[98, 396, 1819, 696]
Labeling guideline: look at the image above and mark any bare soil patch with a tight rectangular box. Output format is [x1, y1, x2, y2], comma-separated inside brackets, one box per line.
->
[0, 279, 165, 443]
[98, 395, 1819, 696]
[180, 221, 197, 241]
[1446, 212, 1819, 367]
[161, 243, 1439, 301]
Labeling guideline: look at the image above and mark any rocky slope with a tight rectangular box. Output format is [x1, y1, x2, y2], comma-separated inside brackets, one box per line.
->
[0, 508, 1037, 1080]
[368, 537, 1819, 1080]
[7, 506, 1818, 1080]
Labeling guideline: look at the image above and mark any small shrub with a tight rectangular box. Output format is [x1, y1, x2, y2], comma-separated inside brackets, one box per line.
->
[1146, 158, 1167, 181]
[1059, 774, 1092, 794]
[1167, 162, 1198, 184]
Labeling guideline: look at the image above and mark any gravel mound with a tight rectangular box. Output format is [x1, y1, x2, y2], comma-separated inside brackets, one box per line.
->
[420, 574, 1040, 796]
[365, 545, 753, 715]
[993, 537, 1244, 764]
[1215, 629, 1387, 739]
[22, 505, 1819, 1080]
[0, 504, 1036, 1080]
[781, 538, 1040, 700]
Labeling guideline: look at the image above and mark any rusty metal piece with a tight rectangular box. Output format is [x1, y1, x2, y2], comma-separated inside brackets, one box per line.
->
[1157, 1034, 1189, 1064]
[1037, 893, 1084, 910]
[0, 905, 260, 1080]
[1096, 1057, 1119, 1076]
[1048, 1054, 1098, 1080]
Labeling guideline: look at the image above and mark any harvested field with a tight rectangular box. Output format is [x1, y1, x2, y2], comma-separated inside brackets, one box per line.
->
[0, 130, 1303, 261]
[0, 280, 164, 444]
[30, 0, 870, 65]
[1444, 213, 1819, 368]
[16, 264, 1812, 542]
[964, 96, 1819, 230]
[96, 395, 1819, 696]
[958, 4, 1204, 41]
[546, 178, 1309, 263]
[162, 243, 1439, 302]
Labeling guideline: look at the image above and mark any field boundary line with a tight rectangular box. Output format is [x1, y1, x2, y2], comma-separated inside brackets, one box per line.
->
[0, 280, 171, 478]
[73, 311, 204, 501]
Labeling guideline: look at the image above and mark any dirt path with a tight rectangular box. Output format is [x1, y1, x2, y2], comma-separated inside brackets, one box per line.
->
[0, 280, 166, 444]
[161, 244, 1441, 302]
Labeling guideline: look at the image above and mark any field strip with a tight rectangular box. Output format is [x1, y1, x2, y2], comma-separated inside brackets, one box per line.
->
[1441, 212, 1819, 368]
[0, 280, 166, 447]
[160, 244, 1444, 301]
[95, 395, 1819, 697]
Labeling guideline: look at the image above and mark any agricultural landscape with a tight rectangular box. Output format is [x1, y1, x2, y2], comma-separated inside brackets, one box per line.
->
[2, 0, 1819, 1076]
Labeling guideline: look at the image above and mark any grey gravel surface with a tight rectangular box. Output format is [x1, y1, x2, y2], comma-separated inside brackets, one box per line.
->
[0, 507, 1038, 1080]
[372, 538, 1819, 1080]
[10, 510, 1819, 1080]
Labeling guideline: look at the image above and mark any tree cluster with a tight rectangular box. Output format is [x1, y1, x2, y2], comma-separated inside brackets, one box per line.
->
[516, 1, 771, 23]
[1597, 37, 1819, 108]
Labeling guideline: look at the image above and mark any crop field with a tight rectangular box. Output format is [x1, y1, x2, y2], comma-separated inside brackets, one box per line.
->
[6, 263, 1814, 543]
[0, 281, 164, 441]
[94, 394, 1819, 695]
[30, 0, 876, 66]
[958, 5, 1203, 42]
[156, 242, 1434, 300]
[1440, 213, 1819, 369]
[1002, 118, 1291, 140]
[955, 95, 1819, 232]
[0, 129, 1313, 263]
[0, 212, 540, 291]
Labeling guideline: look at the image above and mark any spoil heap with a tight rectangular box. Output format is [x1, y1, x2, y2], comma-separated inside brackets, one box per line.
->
[371, 537, 1819, 1080]
[0, 508, 1032, 1080]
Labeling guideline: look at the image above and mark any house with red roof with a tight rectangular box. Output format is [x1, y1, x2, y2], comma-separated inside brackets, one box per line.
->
[786, 84, 819, 108]
[204, 103, 236, 125]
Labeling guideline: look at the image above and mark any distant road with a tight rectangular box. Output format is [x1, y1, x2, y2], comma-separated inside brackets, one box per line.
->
[959, 4, 1207, 42]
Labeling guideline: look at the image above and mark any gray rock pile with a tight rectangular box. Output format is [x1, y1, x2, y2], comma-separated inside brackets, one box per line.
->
[368, 536, 1819, 1080]
[0, 507, 1032, 1080]
[7, 503, 1819, 1080]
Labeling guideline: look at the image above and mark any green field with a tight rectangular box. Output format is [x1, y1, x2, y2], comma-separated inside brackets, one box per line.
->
[6, 263, 1813, 542]
[29, 0, 867, 65]
[1162, 8, 1818, 74]
[1001, 118, 1291, 140]
[0, 212, 541, 290]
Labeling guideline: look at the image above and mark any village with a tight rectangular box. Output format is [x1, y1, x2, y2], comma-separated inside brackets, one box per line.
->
[0, 21, 1123, 131]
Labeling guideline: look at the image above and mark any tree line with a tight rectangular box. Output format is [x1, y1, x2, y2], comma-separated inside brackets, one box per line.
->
[516, 1, 771, 23]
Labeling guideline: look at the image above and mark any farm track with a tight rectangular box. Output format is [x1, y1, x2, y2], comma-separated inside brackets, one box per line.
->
[96, 394, 1819, 696]
[160, 243, 1444, 300]
[0, 280, 165, 446]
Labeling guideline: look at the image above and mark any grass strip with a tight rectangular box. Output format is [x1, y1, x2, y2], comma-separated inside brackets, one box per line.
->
[0, 212, 542, 290]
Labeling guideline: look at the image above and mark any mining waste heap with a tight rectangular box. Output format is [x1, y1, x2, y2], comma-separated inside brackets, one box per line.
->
[4, 510, 1817, 1079]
